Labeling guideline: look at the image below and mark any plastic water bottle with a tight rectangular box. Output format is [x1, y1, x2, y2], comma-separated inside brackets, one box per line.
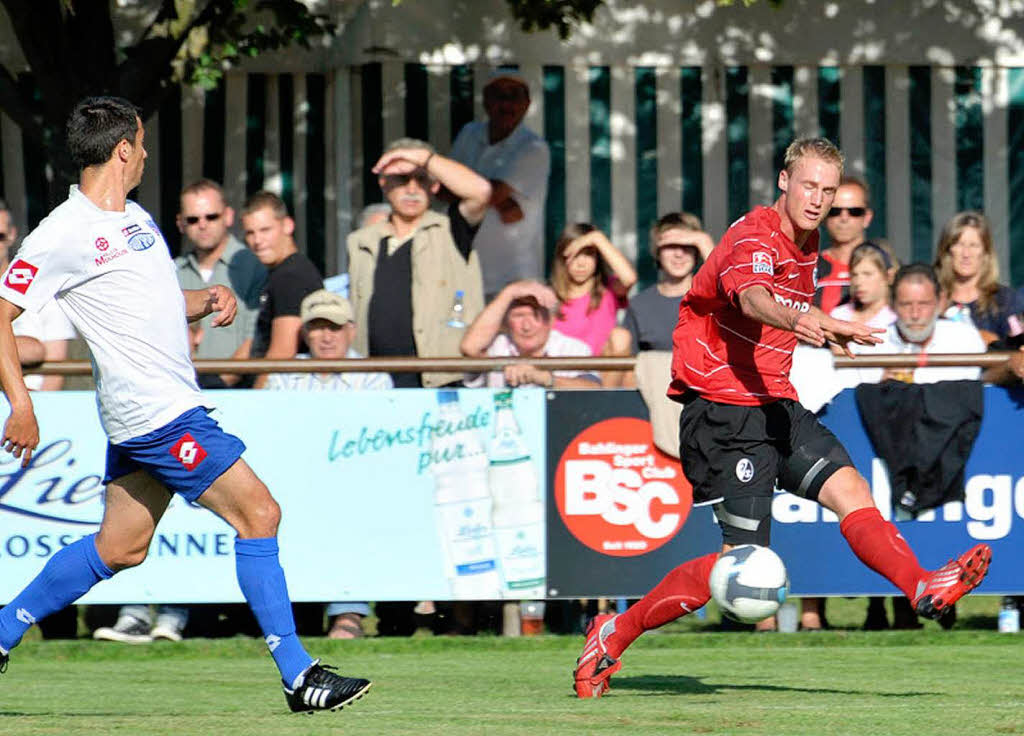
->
[998, 597, 1020, 633]
[430, 389, 500, 599]
[488, 390, 546, 599]
[446, 289, 466, 328]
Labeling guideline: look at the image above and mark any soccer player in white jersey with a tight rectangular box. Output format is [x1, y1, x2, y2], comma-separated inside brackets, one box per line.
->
[0, 96, 370, 713]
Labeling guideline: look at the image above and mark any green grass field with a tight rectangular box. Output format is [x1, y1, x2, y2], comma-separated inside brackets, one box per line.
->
[2, 598, 1022, 736]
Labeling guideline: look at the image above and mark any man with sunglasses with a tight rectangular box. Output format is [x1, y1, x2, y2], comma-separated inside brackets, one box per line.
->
[174, 179, 267, 389]
[347, 138, 491, 388]
[815, 176, 874, 314]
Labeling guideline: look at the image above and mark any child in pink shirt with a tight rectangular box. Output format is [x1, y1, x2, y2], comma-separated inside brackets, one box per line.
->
[550, 224, 637, 354]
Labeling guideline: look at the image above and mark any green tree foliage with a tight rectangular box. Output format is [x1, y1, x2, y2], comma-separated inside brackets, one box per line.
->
[0, 0, 334, 203]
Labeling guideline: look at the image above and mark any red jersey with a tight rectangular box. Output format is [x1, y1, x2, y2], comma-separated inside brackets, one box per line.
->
[669, 206, 819, 406]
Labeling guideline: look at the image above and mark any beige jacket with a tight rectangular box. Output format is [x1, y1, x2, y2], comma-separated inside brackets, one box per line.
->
[347, 209, 485, 387]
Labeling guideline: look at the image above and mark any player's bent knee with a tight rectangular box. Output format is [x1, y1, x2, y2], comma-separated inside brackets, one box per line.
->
[98, 541, 151, 571]
[817, 466, 874, 518]
[238, 495, 281, 539]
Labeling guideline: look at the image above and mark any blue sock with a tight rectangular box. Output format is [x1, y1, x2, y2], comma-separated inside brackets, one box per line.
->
[0, 534, 114, 652]
[235, 537, 314, 687]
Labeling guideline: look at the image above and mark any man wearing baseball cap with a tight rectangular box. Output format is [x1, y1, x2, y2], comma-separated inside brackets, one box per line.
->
[450, 70, 550, 299]
[264, 289, 391, 639]
[265, 289, 392, 392]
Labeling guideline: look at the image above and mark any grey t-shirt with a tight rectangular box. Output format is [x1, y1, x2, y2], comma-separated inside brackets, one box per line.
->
[622, 284, 682, 352]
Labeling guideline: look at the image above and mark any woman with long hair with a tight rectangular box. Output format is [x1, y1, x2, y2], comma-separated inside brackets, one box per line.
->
[549, 223, 637, 355]
[933, 211, 1021, 345]
[831, 241, 898, 329]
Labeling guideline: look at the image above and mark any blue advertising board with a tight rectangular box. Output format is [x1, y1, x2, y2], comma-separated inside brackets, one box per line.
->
[777, 385, 1023, 595]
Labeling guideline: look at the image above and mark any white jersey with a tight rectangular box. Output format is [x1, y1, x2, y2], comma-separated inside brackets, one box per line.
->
[12, 300, 77, 391]
[0, 186, 207, 443]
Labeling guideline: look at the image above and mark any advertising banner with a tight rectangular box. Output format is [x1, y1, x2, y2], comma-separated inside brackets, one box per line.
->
[779, 385, 1024, 595]
[0, 388, 547, 603]
[547, 386, 1024, 598]
[545, 391, 719, 598]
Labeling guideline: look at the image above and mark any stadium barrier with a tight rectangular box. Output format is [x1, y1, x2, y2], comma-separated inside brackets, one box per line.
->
[0, 355, 1020, 604]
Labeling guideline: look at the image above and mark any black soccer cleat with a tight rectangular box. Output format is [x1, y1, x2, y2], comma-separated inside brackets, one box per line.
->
[283, 660, 371, 714]
[0, 648, 8, 675]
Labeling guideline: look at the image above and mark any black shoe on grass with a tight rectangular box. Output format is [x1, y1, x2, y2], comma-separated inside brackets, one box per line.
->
[284, 660, 371, 713]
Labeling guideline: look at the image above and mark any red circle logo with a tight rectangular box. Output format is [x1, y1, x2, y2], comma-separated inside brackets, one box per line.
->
[95, 237, 109, 251]
[554, 417, 692, 557]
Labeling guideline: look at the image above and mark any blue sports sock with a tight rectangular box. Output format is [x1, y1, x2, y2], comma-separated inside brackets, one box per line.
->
[235, 537, 314, 687]
[0, 534, 114, 652]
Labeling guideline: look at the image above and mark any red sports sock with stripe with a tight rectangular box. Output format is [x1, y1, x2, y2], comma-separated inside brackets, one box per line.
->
[606, 552, 718, 658]
[840, 507, 927, 598]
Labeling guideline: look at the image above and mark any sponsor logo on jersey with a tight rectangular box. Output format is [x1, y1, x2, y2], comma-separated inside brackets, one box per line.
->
[169, 433, 208, 471]
[95, 237, 110, 252]
[3, 259, 38, 294]
[752, 251, 773, 275]
[95, 248, 129, 267]
[123, 223, 156, 251]
[774, 294, 811, 313]
[735, 457, 755, 482]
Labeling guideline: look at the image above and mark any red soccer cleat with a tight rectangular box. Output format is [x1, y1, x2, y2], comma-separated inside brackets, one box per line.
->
[912, 543, 992, 620]
[573, 614, 622, 699]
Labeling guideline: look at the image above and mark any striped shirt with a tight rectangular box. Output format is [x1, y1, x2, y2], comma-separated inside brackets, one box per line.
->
[669, 206, 819, 406]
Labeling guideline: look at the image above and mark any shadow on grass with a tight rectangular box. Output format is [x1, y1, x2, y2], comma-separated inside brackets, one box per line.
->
[612, 675, 937, 698]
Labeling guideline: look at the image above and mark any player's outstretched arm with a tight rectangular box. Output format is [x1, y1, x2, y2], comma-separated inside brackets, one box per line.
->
[0, 297, 38, 467]
[182, 285, 238, 327]
[738, 285, 826, 347]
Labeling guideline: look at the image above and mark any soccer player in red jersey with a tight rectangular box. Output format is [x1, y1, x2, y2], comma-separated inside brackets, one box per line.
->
[573, 138, 992, 699]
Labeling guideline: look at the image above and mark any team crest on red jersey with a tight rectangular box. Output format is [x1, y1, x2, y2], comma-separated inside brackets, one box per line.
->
[751, 251, 773, 275]
[169, 433, 208, 471]
[3, 259, 38, 294]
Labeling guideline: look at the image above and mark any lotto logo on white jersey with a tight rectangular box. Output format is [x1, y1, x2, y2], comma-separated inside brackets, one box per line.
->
[3, 259, 38, 295]
[751, 251, 773, 275]
[169, 432, 208, 471]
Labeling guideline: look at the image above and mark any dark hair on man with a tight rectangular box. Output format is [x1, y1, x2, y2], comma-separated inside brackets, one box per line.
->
[66, 96, 140, 169]
[242, 190, 289, 219]
[891, 262, 941, 302]
[503, 295, 551, 326]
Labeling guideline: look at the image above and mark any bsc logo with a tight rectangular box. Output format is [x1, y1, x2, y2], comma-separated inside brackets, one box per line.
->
[3, 259, 38, 295]
[169, 433, 208, 471]
[555, 417, 691, 558]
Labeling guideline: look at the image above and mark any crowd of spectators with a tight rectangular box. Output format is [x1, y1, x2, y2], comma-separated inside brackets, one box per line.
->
[10, 71, 1024, 641]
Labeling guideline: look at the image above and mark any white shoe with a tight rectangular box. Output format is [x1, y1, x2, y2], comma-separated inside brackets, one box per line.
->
[151, 615, 184, 642]
[93, 614, 153, 644]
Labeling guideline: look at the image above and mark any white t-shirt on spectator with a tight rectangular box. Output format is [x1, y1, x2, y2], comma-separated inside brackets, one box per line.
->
[846, 318, 986, 386]
[265, 349, 393, 391]
[12, 300, 77, 390]
[830, 303, 897, 329]
[465, 328, 598, 388]
[450, 121, 550, 297]
[0, 186, 206, 443]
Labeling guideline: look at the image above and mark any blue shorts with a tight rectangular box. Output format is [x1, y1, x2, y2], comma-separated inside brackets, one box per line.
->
[103, 407, 246, 502]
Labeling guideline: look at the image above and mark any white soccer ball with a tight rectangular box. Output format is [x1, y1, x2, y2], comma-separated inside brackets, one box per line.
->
[709, 545, 790, 623]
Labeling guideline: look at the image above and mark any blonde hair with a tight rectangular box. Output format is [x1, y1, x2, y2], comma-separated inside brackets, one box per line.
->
[550, 223, 606, 316]
[933, 211, 1000, 314]
[784, 137, 844, 177]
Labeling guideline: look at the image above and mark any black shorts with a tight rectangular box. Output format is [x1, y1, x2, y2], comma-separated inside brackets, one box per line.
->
[678, 395, 853, 546]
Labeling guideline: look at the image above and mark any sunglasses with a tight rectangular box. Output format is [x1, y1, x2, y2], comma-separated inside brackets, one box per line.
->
[383, 171, 432, 190]
[827, 206, 866, 218]
[183, 212, 223, 225]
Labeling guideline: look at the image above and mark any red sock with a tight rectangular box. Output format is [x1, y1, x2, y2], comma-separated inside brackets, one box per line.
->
[608, 552, 717, 657]
[840, 507, 926, 598]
